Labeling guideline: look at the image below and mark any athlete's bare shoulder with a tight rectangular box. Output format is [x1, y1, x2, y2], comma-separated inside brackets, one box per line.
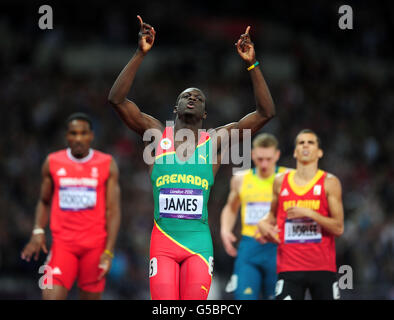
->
[324, 172, 342, 193]
[274, 170, 287, 182]
[231, 169, 249, 191]
[325, 172, 340, 182]
[273, 171, 287, 193]
[42, 155, 51, 174]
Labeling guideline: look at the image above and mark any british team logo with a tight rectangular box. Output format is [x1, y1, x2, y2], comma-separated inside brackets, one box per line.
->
[91, 167, 99, 178]
[56, 168, 67, 176]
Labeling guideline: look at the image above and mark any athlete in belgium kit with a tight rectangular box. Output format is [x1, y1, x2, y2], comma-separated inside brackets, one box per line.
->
[221, 133, 289, 299]
[108, 15, 276, 299]
[21, 113, 121, 300]
[256, 130, 344, 300]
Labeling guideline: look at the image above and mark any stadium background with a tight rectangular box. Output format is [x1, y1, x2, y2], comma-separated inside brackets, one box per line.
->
[0, 0, 393, 299]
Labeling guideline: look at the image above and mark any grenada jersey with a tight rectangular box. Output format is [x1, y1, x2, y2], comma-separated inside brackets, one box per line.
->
[150, 127, 214, 264]
[49, 148, 112, 247]
[277, 170, 336, 273]
[239, 166, 288, 237]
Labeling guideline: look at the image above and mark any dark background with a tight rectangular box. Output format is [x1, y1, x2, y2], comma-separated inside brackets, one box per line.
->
[0, 0, 393, 299]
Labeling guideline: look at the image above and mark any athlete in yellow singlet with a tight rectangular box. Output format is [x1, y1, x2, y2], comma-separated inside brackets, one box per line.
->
[220, 133, 289, 299]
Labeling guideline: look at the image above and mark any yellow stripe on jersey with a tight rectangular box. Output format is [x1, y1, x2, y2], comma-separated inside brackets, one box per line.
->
[239, 166, 288, 237]
[197, 137, 211, 148]
[154, 220, 211, 272]
[287, 169, 325, 196]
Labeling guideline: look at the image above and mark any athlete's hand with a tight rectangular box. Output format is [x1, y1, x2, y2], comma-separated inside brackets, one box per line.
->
[235, 26, 256, 65]
[255, 220, 280, 244]
[98, 251, 113, 280]
[21, 234, 48, 262]
[287, 207, 312, 220]
[221, 230, 238, 257]
[137, 15, 156, 55]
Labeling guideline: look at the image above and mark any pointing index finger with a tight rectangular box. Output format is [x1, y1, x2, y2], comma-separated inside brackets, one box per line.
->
[137, 15, 143, 26]
[245, 26, 250, 34]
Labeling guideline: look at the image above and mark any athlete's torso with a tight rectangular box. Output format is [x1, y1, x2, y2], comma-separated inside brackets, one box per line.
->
[239, 166, 288, 237]
[151, 127, 214, 228]
[49, 148, 112, 247]
[277, 170, 337, 272]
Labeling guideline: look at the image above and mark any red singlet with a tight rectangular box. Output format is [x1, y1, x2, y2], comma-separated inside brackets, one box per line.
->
[276, 170, 337, 273]
[44, 148, 112, 291]
[49, 148, 111, 247]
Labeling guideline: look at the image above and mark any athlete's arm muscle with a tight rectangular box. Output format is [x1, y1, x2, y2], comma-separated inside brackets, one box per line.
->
[108, 16, 163, 136]
[104, 158, 121, 254]
[98, 158, 121, 280]
[220, 174, 243, 257]
[287, 174, 344, 237]
[21, 157, 52, 261]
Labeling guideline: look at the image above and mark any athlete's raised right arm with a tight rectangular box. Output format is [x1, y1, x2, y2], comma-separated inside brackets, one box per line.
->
[21, 157, 52, 261]
[255, 173, 283, 244]
[220, 174, 243, 257]
[108, 15, 163, 136]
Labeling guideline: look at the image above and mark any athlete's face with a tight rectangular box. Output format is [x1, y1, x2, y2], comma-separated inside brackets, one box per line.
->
[293, 133, 323, 163]
[66, 120, 94, 158]
[252, 146, 280, 177]
[174, 88, 207, 120]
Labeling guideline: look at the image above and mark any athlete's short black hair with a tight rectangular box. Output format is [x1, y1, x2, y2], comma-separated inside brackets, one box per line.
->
[294, 129, 322, 149]
[176, 87, 207, 111]
[66, 112, 93, 130]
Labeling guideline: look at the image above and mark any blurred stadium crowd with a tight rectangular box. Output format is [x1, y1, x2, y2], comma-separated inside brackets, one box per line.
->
[0, 0, 393, 299]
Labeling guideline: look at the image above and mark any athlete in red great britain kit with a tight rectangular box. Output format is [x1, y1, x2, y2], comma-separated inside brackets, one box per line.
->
[21, 113, 121, 300]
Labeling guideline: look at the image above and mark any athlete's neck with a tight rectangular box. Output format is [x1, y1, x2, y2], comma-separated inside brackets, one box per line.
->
[174, 120, 203, 145]
[256, 167, 275, 179]
[175, 116, 203, 132]
[294, 162, 319, 184]
[67, 148, 93, 163]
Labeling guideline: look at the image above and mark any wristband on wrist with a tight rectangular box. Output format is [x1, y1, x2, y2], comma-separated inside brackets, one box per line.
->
[32, 228, 45, 235]
[247, 61, 260, 71]
[104, 249, 114, 258]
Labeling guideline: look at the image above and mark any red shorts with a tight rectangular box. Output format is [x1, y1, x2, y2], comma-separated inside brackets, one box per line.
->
[149, 223, 212, 300]
[44, 240, 106, 292]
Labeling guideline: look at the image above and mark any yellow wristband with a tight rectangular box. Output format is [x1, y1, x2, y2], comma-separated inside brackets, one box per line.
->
[104, 249, 114, 258]
[247, 61, 260, 71]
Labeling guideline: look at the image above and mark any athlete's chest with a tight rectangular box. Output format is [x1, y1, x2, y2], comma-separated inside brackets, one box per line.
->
[280, 183, 326, 212]
[241, 175, 273, 202]
[51, 161, 107, 187]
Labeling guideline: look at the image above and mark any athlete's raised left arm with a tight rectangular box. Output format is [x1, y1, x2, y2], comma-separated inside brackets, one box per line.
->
[213, 26, 275, 138]
[98, 158, 121, 280]
[287, 174, 344, 237]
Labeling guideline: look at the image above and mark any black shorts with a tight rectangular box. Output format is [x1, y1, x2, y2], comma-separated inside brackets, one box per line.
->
[275, 271, 340, 300]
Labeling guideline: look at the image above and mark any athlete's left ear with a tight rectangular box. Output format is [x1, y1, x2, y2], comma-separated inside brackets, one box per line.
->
[274, 150, 280, 162]
[203, 110, 207, 120]
[173, 106, 178, 114]
[318, 148, 323, 159]
[88, 130, 95, 145]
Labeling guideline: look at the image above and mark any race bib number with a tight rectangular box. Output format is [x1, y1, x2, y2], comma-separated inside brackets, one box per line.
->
[284, 218, 322, 243]
[159, 188, 203, 219]
[59, 186, 97, 211]
[245, 202, 270, 225]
